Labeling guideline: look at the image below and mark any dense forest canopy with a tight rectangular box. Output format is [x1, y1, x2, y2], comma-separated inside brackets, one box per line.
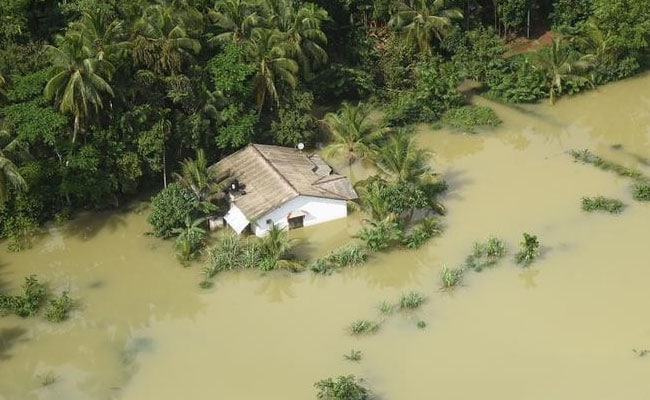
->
[0, 0, 648, 250]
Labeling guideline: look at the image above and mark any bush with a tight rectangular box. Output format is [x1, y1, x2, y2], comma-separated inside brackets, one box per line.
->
[401, 217, 442, 249]
[632, 183, 650, 201]
[314, 375, 370, 400]
[581, 196, 625, 213]
[485, 55, 546, 103]
[465, 237, 507, 271]
[440, 266, 464, 289]
[441, 106, 501, 133]
[0, 275, 46, 317]
[147, 183, 198, 238]
[44, 291, 73, 322]
[514, 233, 540, 267]
[399, 291, 425, 310]
[356, 220, 402, 252]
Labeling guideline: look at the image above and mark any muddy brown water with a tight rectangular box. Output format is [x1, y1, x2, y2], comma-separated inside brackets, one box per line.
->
[2, 73, 650, 400]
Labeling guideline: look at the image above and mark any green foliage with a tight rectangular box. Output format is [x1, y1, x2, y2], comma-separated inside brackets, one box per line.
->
[356, 219, 402, 251]
[581, 196, 625, 213]
[270, 90, 317, 147]
[416, 320, 426, 329]
[349, 319, 380, 335]
[0, 275, 46, 317]
[485, 54, 546, 103]
[441, 106, 501, 133]
[465, 237, 507, 272]
[2, 211, 38, 252]
[44, 291, 73, 322]
[550, 0, 594, 32]
[315, 375, 370, 400]
[632, 183, 650, 201]
[378, 301, 394, 315]
[310, 243, 369, 274]
[398, 291, 425, 310]
[148, 183, 198, 238]
[216, 104, 258, 150]
[344, 349, 362, 362]
[440, 266, 463, 289]
[401, 217, 442, 249]
[514, 233, 540, 267]
[443, 26, 507, 82]
[208, 43, 256, 96]
[310, 63, 375, 102]
[570, 149, 648, 180]
[496, 0, 528, 36]
[172, 217, 206, 261]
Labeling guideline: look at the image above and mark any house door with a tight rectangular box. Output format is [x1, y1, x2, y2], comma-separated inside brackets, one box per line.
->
[288, 215, 304, 229]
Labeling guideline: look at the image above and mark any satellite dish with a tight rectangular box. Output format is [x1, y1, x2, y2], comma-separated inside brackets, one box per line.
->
[297, 142, 305, 151]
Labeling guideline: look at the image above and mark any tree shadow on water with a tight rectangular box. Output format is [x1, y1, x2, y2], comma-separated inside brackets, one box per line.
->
[61, 209, 128, 241]
[0, 327, 28, 360]
[440, 168, 473, 202]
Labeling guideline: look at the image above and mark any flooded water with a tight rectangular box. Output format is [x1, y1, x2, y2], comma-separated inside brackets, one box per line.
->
[2, 73, 650, 400]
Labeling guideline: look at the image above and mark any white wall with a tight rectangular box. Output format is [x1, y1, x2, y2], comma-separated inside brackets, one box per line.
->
[223, 204, 250, 234]
[252, 196, 348, 236]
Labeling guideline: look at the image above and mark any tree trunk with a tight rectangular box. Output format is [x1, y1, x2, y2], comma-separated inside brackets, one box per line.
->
[72, 114, 80, 143]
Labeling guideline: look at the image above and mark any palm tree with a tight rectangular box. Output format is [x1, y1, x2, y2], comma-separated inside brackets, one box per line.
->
[247, 27, 298, 112]
[531, 37, 595, 105]
[388, 0, 462, 56]
[173, 216, 207, 261]
[352, 180, 397, 222]
[173, 148, 226, 210]
[208, 0, 262, 45]
[262, 0, 329, 79]
[44, 32, 115, 144]
[371, 130, 434, 184]
[322, 102, 388, 165]
[132, 4, 201, 75]
[0, 72, 7, 101]
[0, 130, 27, 203]
[68, 9, 130, 63]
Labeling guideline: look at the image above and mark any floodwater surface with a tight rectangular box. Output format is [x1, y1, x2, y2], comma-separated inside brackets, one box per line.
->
[2, 73, 650, 400]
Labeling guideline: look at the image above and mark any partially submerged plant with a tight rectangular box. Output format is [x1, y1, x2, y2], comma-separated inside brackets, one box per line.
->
[44, 291, 73, 322]
[440, 266, 464, 289]
[344, 349, 362, 361]
[398, 291, 425, 310]
[570, 149, 646, 180]
[378, 301, 394, 315]
[465, 237, 507, 271]
[514, 233, 540, 267]
[309, 243, 369, 274]
[632, 182, 650, 201]
[581, 196, 625, 213]
[401, 217, 442, 249]
[349, 320, 380, 335]
[416, 320, 427, 329]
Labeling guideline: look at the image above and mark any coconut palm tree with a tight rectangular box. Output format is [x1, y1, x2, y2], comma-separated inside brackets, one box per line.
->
[132, 4, 201, 75]
[172, 216, 207, 261]
[247, 27, 298, 112]
[388, 0, 462, 56]
[262, 0, 329, 79]
[0, 72, 7, 101]
[68, 9, 130, 63]
[208, 0, 262, 45]
[0, 130, 27, 203]
[531, 37, 595, 105]
[322, 102, 389, 165]
[173, 148, 226, 210]
[371, 129, 434, 184]
[44, 32, 115, 144]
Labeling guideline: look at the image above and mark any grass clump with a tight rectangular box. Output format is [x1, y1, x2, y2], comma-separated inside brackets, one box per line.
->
[632, 182, 650, 201]
[314, 375, 370, 400]
[440, 266, 464, 290]
[349, 320, 380, 335]
[570, 149, 646, 180]
[514, 233, 540, 267]
[581, 196, 625, 213]
[344, 349, 362, 362]
[310, 243, 369, 274]
[398, 291, 425, 310]
[416, 320, 427, 329]
[378, 301, 394, 315]
[44, 291, 73, 322]
[442, 105, 501, 133]
[401, 217, 442, 249]
[465, 237, 507, 271]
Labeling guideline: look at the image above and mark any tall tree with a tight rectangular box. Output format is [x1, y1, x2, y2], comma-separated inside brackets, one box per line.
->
[208, 0, 261, 45]
[173, 148, 226, 208]
[0, 130, 27, 203]
[44, 32, 115, 143]
[247, 27, 298, 112]
[531, 37, 595, 105]
[388, 0, 462, 55]
[68, 9, 130, 63]
[322, 102, 388, 165]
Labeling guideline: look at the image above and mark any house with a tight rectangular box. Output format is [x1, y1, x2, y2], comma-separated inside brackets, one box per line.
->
[212, 143, 358, 236]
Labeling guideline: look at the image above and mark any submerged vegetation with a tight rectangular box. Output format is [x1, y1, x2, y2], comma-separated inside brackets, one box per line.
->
[515, 233, 541, 267]
[310, 243, 368, 275]
[441, 105, 502, 133]
[440, 266, 464, 290]
[44, 291, 74, 322]
[581, 196, 625, 213]
[1, 275, 73, 322]
[398, 291, 425, 310]
[465, 237, 507, 272]
[349, 319, 380, 335]
[315, 375, 370, 400]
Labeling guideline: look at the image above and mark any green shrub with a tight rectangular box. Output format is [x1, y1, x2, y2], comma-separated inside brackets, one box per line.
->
[44, 291, 73, 322]
[401, 217, 442, 249]
[465, 237, 507, 271]
[441, 106, 501, 133]
[148, 183, 198, 238]
[378, 301, 394, 315]
[0, 275, 46, 317]
[399, 291, 425, 310]
[349, 320, 380, 335]
[581, 196, 625, 213]
[440, 266, 464, 289]
[632, 183, 650, 201]
[314, 375, 370, 400]
[328, 243, 368, 268]
[514, 233, 540, 267]
[416, 320, 427, 329]
[356, 220, 402, 252]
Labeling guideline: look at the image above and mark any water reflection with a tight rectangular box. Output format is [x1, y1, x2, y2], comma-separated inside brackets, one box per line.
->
[518, 268, 540, 289]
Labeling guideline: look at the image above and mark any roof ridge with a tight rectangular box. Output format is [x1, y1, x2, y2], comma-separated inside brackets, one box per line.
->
[250, 143, 299, 196]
